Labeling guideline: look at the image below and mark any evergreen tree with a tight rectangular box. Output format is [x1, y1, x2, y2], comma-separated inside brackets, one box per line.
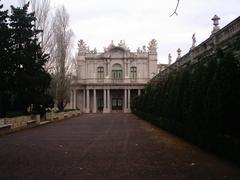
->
[0, 1, 11, 117]
[9, 2, 53, 115]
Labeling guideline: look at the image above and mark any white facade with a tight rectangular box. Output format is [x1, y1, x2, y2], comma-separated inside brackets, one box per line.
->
[70, 40, 159, 113]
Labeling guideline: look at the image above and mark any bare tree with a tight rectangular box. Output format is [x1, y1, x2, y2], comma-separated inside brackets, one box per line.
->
[29, 0, 56, 71]
[170, 0, 180, 17]
[50, 5, 74, 111]
[17, 1, 74, 111]
[18, 0, 54, 70]
[30, 0, 51, 48]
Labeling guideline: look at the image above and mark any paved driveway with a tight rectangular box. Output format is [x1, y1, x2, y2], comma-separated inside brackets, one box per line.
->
[0, 113, 239, 180]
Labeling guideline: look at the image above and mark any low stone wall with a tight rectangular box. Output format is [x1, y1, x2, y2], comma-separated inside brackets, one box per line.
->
[0, 115, 40, 130]
[0, 110, 81, 135]
[0, 119, 5, 126]
[46, 110, 81, 121]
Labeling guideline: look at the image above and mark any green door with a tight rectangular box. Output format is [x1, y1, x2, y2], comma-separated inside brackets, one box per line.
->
[112, 98, 123, 110]
[97, 98, 103, 111]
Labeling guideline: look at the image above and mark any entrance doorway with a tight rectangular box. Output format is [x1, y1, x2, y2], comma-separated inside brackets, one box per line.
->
[112, 98, 123, 111]
[97, 98, 103, 111]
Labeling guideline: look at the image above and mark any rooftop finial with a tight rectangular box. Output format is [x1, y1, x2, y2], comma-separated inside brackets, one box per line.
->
[148, 39, 157, 54]
[177, 48, 181, 60]
[211, 15, 220, 34]
[168, 53, 172, 65]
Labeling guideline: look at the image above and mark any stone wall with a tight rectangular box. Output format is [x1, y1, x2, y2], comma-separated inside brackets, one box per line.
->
[0, 110, 81, 135]
[46, 110, 81, 121]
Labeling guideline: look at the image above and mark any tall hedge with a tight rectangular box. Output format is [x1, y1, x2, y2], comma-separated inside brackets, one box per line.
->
[132, 48, 240, 162]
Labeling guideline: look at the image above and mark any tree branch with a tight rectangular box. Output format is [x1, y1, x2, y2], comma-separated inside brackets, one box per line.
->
[170, 0, 180, 17]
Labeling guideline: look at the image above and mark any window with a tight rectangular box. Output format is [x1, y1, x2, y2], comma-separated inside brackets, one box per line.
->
[97, 67, 104, 80]
[112, 64, 122, 80]
[130, 66, 137, 80]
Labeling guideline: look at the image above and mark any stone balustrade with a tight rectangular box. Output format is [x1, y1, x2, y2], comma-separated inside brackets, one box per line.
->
[160, 16, 240, 77]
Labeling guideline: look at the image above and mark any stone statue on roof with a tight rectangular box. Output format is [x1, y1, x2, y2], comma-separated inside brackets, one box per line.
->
[148, 39, 157, 54]
[137, 47, 141, 53]
[191, 33, 196, 49]
[143, 45, 146, 52]
[168, 53, 172, 65]
[78, 39, 87, 55]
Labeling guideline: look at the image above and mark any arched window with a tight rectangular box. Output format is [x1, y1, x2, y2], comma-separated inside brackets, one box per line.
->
[112, 64, 122, 80]
[97, 66, 104, 79]
[130, 66, 137, 80]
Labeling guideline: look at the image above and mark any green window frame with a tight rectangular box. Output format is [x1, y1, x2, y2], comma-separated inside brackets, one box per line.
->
[112, 64, 122, 80]
[130, 66, 137, 80]
[97, 66, 104, 79]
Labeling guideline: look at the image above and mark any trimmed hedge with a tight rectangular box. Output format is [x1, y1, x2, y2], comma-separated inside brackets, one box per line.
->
[132, 48, 240, 165]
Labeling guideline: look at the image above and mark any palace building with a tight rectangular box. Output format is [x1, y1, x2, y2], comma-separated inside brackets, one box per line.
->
[70, 39, 161, 113]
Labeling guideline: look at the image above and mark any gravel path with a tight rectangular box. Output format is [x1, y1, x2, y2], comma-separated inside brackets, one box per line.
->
[0, 113, 239, 180]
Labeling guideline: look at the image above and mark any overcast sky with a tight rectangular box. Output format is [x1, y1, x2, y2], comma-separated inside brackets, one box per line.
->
[3, 0, 240, 63]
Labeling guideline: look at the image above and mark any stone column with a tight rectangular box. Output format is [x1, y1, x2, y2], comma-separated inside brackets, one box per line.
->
[138, 89, 141, 96]
[103, 89, 107, 113]
[93, 89, 97, 113]
[128, 89, 131, 112]
[107, 89, 110, 112]
[124, 89, 128, 112]
[83, 89, 86, 112]
[85, 89, 90, 113]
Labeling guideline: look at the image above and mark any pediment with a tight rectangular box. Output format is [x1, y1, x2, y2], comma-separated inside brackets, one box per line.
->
[109, 47, 125, 58]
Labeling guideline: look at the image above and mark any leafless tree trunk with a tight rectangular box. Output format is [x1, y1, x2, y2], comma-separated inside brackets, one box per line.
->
[30, 0, 51, 48]
[170, 0, 181, 17]
[30, 0, 55, 71]
[18, 0, 54, 70]
[50, 5, 74, 111]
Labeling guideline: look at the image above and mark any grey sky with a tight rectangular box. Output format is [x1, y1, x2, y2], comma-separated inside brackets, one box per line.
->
[2, 0, 240, 63]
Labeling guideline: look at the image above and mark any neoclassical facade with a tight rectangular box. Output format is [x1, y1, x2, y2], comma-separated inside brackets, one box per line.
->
[70, 40, 159, 113]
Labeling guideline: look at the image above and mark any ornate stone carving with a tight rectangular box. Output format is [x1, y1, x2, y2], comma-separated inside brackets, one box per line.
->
[109, 40, 115, 49]
[143, 45, 146, 53]
[136, 45, 147, 54]
[211, 15, 220, 34]
[177, 48, 181, 60]
[118, 40, 126, 48]
[148, 39, 157, 54]
[78, 39, 88, 55]
[137, 47, 141, 53]
[104, 40, 130, 53]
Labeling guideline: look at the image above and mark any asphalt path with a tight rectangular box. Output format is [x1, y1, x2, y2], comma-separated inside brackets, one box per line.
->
[0, 113, 239, 180]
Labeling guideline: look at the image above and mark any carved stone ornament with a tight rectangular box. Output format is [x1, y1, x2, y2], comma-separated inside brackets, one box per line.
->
[104, 40, 130, 53]
[78, 39, 87, 55]
[148, 39, 157, 54]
